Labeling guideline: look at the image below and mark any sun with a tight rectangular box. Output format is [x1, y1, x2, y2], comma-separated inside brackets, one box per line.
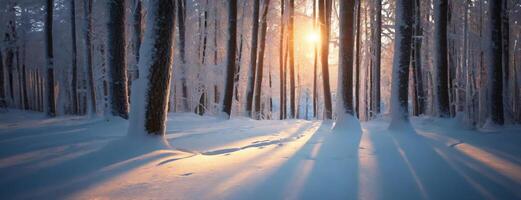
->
[306, 31, 320, 43]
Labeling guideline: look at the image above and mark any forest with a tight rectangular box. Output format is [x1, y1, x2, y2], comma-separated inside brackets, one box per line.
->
[0, 0, 520, 199]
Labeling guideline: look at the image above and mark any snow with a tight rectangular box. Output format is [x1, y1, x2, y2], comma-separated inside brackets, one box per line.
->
[1, 110, 521, 199]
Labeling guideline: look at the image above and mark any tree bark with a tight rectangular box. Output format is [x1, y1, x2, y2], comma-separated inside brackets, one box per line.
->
[108, 0, 129, 119]
[319, 0, 333, 119]
[222, 0, 238, 118]
[177, 0, 189, 111]
[83, 0, 97, 116]
[46, 0, 57, 117]
[435, 0, 450, 117]
[389, 0, 414, 128]
[279, 0, 286, 120]
[253, 0, 271, 119]
[337, 0, 356, 116]
[246, 0, 261, 118]
[489, 0, 504, 125]
[70, 0, 79, 114]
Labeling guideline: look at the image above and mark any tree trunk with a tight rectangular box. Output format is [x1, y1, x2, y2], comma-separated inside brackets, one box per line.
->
[46, 0, 57, 117]
[374, 0, 382, 115]
[177, 0, 189, 111]
[318, 0, 333, 119]
[389, 0, 414, 128]
[0, 51, 5, 106]
[312, 0, 318, 119]
[355, 0, 361, 118]
[279, 0, 286, 120]
[70, 0, 79, 114]
[129, 0, 175, 135]
[336, 0, 356, 122]
[222, 0, 238, 118]
[288, 0, 297, 118]
[130, 0, 143, 82]
[108, 0, 129, 119]
[412, 0, 425, 116]
[84, 0, 97, 116]
[435, 0, 450, 117]
[489, 0, 504, 125]
[253, 0, 271, 119]
[246, 0, 261, 117]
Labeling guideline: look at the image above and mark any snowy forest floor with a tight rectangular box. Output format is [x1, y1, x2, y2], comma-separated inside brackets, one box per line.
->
[0, 110, 521, 200]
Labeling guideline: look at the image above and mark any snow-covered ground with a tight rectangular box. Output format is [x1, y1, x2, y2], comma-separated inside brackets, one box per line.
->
[0, 110, 520, 200]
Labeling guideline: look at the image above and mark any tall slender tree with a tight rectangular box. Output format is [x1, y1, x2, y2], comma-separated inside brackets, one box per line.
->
[70, 0, 79, 114]
[319, 0, 333, 119]
[389, 0, 414, 129]
[83, 0, 96, 116]
[335, 0, 359, 130]
[288, 0, 296, 118]
[489, 0, 504, 125]
[373, 0, 382, 115]
[435, 0, 450, 117]
[107, 0, 129, 119]
[177, 0, 189, 111]
[279, 0, 286, 120]
[223, 0, 238, 118]
[253, 0, 271, 119]
[45, 0, 57, 117]
[246, 0, 261, 117]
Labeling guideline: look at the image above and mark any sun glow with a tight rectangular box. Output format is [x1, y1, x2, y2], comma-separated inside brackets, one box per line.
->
[306, 31, 320, 43]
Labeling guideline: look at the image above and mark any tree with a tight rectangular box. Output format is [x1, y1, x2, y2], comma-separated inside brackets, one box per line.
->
[107, 0, 129, 119]
[246, 0, 261, 117]
[288, 0, 297, 118]
[70, 0, 79, 114]
[355, 0, 361, 118]
[373, 0, 382, 115]
[177, 0, 189, 112]
[129, 0, 176, 135]
[319, 0, 333, 119]
[411, 0, 425, 116]
[389, 0, 414, 129]
[435, 0, 450, 117]
[222, 0, 238, 118]
[45, 0, 57, 117]
[0, 51, 5, 107]
[335, 0, 359, 131]
[253, 0, 271, 119]
[83, 0, 97, 116]
[279, 0, 286, 120]
[489, 0, 504, 125]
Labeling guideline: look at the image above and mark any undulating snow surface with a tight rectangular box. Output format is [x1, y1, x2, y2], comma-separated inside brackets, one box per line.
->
[1, 110, 520, 199]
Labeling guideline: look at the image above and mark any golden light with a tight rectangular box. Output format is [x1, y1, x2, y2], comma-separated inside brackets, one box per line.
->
[306, 30, 320, 43]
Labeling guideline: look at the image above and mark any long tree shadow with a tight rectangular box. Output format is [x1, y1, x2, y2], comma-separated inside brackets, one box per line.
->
[234, 121, 363, 199]
[0, 136, 176, 199]
[389, 125, 521, 199]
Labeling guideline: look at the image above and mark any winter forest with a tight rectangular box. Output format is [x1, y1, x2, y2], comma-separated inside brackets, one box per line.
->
[0, 0, 520, 199]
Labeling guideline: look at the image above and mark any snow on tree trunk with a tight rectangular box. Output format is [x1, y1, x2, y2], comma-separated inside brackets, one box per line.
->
[177, 0, 189, 112]
[83, 0, 97, 116]
[222, 0, 238, 118]
[128, 0, 176, 136]
[389, 0, 414, 130]
[253, 0, 270, 120]
[107, 0, 129, 119]
[246, 0, 261, 118]
[334, 0, 360, 132]
[45, 0, 57, 117]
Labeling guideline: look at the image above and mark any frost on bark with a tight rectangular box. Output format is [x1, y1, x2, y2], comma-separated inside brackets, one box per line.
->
[108, 0, 129, 119]
[253, 0, 271, 119]
[389, 0, 414, 129]
[177, 0, 189, 112]
[83, 0, 97, 116]
[45, 0, 57, 117]
[246, 0, 261, 118]
[222, 0, 238, 118]
[134, 0, 176, 135]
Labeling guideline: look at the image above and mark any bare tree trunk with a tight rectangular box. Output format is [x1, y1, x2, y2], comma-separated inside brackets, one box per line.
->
[70, 0, 79, 114]
[84, 0, 97, 116]
[45, 0, 57, 117]
[319, 0, 333, 119]
[253, 0, 271, 119]
[435, 0, 450, 117]
[0, 51, 5, 106]
[108, 0, 129, 119]
[355, 0, 361, 118]
[130, 0, 175, 135]
[389, 0, 414, 128]
[279, 0, 286, 120]
[337, 0, 356, 120]
[412, 0, 425, 116]
[177, 0, 189, 111]
[374, 0, 382, 115]
[223, 0, 238, 118]
[312, 0, 318, 119]
[489, 0, 504, 125]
